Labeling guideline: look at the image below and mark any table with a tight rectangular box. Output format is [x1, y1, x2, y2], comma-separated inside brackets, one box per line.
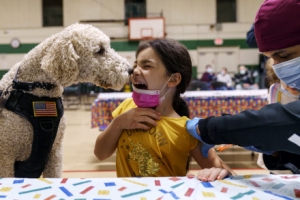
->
[91, 90, 268, 130]
[0, 175, 299, 199]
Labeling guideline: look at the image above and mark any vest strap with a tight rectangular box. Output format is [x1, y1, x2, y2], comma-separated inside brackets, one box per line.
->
[5, 90, 64, 178]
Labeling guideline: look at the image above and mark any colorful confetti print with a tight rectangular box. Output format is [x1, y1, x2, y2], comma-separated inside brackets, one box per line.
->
[0, 175, 298, 199]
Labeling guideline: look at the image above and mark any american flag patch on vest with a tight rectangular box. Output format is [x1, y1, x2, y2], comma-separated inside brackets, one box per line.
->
[32, 101, 57, 117]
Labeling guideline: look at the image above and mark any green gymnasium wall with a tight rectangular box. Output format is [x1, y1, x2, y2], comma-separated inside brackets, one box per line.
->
[0, 70, 7, 79]
[0, 67, 198, 79]
[0, 38, 251, 54]
[0, 38, 258, 79]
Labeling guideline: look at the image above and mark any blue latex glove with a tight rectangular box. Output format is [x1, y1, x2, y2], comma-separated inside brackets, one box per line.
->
[186, 117, 215, 158]
[243, 146, 273, 155]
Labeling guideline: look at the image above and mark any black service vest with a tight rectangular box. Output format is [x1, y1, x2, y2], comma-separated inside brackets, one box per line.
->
[4, 90, 64, 178]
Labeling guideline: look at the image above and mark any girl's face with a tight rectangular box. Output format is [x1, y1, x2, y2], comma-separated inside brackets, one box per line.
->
[131, 47, 170, 91]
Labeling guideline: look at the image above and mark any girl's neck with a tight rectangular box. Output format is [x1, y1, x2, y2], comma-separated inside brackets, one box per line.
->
[155, 97, 180, 118]
[155, 87, 180, 117]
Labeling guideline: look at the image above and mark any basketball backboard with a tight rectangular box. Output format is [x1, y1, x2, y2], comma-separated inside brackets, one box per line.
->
[128, 17, 165, 40]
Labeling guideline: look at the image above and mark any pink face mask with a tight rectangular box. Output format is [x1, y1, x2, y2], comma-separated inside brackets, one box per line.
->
[132, 75, 172, 108]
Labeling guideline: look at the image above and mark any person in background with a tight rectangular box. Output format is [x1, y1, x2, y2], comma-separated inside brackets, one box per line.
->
[200, 64, 216, 86]
[246, 24, 268, 89]
[233, 65, 258, 90]
[94, 38, 234, 181]
[216, 67, 233, 90]
[186, 0, 300, 174]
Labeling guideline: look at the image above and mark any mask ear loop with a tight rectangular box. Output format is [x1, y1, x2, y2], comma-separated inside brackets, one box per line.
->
[159, 74, 174, 103]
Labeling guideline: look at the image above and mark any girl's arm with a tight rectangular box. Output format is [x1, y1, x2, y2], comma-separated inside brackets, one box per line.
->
[94, 116, 124, 161]
[94, 107, 161, 160]
[190, 142, 236, 182]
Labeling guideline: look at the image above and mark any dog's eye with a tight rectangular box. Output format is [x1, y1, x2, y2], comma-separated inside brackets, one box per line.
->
[96, 48, 105, 55]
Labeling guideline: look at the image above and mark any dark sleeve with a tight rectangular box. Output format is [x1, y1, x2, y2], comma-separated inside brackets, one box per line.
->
[233, 74, 240, 84]
[246, 24, 258, 48]
[211, 74, 217, 81]
[263, 152, 300, 171]
[200, 73, 208, 82]
[198, 100, 300, 155]
[247, 72, 254, 84]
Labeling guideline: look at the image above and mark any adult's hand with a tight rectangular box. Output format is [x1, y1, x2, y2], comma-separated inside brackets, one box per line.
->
[186, 117, 202, 139]
[186, 117, 215, 158]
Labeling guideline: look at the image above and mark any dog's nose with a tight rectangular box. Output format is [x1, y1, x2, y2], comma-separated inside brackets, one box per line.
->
[128, 68, 134, 75]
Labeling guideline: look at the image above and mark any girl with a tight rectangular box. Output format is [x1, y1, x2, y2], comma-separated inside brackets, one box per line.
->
[94, 38, 234, 181]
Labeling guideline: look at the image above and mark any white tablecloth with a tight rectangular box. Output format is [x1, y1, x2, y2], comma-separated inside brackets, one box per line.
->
[97, 89, 269, 99]
[0, 174, 299, 199]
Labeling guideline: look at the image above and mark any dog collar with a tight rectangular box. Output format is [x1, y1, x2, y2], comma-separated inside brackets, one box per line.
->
[12, 66, 56, 91]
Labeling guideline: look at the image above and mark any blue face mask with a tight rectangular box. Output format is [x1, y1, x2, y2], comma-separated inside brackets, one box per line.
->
[279, 84, 300, 100]
[272, 56, 300, 90]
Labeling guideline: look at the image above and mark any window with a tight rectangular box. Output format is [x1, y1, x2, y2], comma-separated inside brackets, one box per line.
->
[43, 0, 63, 27]
[125, 0, 146, 25]
[216, 0, 236, 23]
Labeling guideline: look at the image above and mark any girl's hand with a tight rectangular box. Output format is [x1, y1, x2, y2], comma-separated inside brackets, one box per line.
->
[115, 107, 161, 130]
[189, 167, 231, 182]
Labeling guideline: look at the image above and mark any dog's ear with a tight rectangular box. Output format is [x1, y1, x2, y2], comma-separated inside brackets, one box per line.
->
[41, 39, 80, 86]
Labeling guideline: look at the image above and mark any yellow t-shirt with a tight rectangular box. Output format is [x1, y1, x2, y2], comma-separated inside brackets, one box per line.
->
[112, 98, 199, 177]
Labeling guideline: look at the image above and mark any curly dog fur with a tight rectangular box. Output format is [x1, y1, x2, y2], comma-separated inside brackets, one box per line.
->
[0, 23, 130, 177]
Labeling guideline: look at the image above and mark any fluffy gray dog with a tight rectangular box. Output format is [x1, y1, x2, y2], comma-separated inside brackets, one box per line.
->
[0, 23, 130, 178]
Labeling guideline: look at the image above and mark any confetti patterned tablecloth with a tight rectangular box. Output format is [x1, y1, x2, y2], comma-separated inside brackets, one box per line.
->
[91, 90, 268, 130]
[0, 175, 299, 200]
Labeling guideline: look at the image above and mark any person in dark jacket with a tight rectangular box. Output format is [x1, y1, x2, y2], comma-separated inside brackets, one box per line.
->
[187, 0, 300, 174]
[233, 65, 258, 90]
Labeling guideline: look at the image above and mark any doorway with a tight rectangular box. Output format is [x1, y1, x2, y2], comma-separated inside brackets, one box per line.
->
[197, 47, 239, 78]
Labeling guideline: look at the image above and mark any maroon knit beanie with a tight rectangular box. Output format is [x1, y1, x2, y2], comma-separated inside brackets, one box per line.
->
[254, 0, 300, 52]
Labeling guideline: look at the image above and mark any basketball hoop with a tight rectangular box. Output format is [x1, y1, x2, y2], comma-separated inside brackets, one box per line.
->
[128, 17, 165, 41]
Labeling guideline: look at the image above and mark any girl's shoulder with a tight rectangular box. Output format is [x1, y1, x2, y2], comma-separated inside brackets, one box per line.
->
[159, 116, 190, 135]
[121, 98, 135, 106]
[159, 116, 199, 149]
[112, 98, 136, 117]
[161, 115, 189, 121]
